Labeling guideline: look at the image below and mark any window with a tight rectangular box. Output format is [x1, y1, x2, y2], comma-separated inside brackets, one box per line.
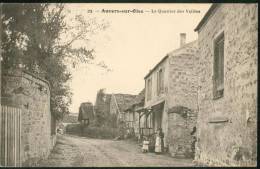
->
[147, 78, 152, 101]
[213, 32, 224, 99]
[157, 68, 164, 95]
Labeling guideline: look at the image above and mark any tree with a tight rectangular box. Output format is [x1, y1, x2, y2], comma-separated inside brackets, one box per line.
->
[1, 3, 109, 120]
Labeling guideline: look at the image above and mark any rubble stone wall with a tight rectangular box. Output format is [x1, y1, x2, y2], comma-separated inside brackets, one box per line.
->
[195, 4, 257, 166]
[1, 69, 55, 166]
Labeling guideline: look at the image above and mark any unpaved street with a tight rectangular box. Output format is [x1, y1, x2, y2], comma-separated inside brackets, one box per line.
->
[38, 134, 194, 167]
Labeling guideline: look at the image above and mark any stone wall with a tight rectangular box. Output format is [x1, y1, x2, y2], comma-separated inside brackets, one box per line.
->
[195, 4, 257, 166]
[167, 41, 199, 158]
[167, 106, 197, 158]
[1, 69, 55, 166]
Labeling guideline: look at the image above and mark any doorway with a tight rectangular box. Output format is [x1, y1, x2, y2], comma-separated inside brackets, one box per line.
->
[151, 101, 164, 132]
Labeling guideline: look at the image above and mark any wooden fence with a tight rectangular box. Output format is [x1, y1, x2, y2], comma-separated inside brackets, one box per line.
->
[0, 105, 22, 167]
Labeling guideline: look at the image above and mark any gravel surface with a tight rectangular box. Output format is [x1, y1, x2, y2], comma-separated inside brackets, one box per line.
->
[38, 134, 194, 167]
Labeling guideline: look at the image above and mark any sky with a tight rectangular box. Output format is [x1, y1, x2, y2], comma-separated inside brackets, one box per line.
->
[65, 3, 211, 113]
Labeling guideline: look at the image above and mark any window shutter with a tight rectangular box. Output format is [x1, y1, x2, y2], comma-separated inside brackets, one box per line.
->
[145, 80, 148, 101]
[151, 77, 152, 98]
[214, 44, 219, 85]
[148, 78, 152, 100]
[219, 38, 224, 90]
[148, 79, 150, 100]
[161, 68, 164, 93]
[157, 71, 159, 96]
[213, 33, 224, 99]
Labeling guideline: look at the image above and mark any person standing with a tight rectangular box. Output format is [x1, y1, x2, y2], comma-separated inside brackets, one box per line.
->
[142, 136, 149, 153]
[155, 128, 164, 154]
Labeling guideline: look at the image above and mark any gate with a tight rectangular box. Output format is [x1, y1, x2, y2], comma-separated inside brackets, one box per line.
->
[0, 105, 22, 167]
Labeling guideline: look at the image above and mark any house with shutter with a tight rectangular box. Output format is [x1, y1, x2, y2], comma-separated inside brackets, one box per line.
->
[194, 4, 257, 166]
[143, 33, 199, 157]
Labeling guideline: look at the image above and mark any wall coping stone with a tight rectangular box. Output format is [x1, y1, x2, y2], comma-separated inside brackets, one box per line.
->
[2, 68, 50, 90]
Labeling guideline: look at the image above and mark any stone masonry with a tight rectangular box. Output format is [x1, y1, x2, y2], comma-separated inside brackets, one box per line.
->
[195, 4, 257, 166]
[143, 37, 199, 157]
[1, 69, 55, 166]
[166, 40, 199, 158]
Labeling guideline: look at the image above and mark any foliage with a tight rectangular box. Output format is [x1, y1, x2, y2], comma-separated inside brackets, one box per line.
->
[93, 89, 120, 128]
[66, 123, 119, 139]
[106, 113, 118, 128]
[1, 4, 109, 120]
[94, 88, 108, 126]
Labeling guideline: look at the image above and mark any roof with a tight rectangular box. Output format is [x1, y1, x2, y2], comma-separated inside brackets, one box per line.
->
[166, 40, 197, 56]
[144, 55, 169, 79]
[124, 89, 145, 111]
[144, 39, 198, 80]
[135, 88, 145, 104]
[113, 93, 137, 112]
[194, 4, 219, 32]
[80, 102, 93, 106]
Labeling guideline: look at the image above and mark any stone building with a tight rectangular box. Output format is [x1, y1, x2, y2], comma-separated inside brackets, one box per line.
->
[143, 33, 199, 157]
[110, 93, 137, 125]
[194, 4, 257, 166]
[1, 69, 56, 166]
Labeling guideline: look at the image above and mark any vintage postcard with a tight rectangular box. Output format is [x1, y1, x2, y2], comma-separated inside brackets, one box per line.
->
[0, 3, 257, 167]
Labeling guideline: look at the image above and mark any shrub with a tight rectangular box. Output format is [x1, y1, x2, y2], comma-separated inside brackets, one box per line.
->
[66, 123, 119, 139]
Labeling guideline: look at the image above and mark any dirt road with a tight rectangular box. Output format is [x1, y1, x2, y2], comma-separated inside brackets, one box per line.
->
[38, 134, 194, 167]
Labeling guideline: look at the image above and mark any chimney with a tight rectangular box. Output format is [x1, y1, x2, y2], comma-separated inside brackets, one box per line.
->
[180, 33, 186, 47]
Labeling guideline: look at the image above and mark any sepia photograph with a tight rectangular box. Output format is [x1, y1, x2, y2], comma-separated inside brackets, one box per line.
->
[0, 2, 258, 167]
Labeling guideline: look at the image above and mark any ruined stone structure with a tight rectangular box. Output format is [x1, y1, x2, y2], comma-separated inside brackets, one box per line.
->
[144, 34, 199, 157]
[94, 89, 112, 115]
[1, 69, 56, 166]
[194, 4, 257, 166]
